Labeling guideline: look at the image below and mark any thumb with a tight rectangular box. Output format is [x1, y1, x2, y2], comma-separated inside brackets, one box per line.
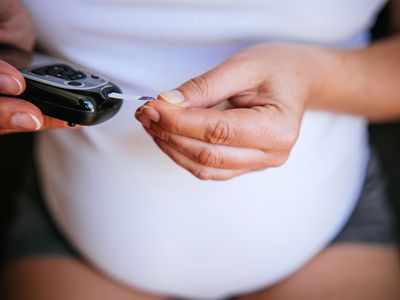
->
[158, 57, 259, 108]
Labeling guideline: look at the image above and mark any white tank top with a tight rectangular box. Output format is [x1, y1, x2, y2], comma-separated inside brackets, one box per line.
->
[22, 0, 386, 299]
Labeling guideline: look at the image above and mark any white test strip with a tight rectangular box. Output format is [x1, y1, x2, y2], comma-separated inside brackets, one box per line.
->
[108, 92, 155, 101]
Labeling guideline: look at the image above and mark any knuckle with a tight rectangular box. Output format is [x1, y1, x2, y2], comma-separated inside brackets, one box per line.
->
[204, 119, 232, 144]
[166, 114, 181, 133]
[159, 129, 171, 144]
[185, 76, 210, 100]
[192, 167, 212, 181]
[269, 152, 290, 167]
[276, 128, 298, 150]
[253, 159, 270, 171]
[195, 147, 220, 167]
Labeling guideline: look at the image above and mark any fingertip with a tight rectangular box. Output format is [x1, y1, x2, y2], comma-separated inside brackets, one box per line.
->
[140, 105, 160, 123]
[135, 110, 152, 128]
[0, 60, 26, 95]
[134, 108, 142, 118]
[10, 76, 24, 95]
[28, 113, 42, 130]
[0, 74, 25, 95]
[10, 112, 42, 131]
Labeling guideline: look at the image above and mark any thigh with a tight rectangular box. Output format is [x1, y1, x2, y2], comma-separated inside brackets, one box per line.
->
[236, 244, 400, 300]
[0, 256, 167, 300]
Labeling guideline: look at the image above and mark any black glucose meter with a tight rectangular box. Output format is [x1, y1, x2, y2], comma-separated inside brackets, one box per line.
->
[0, 44, 123, 126]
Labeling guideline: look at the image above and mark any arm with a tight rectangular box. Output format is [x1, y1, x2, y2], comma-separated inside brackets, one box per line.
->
[312, 34, 400, 122]
[312, 0, 400, 122]
[135, 4, 400, 180]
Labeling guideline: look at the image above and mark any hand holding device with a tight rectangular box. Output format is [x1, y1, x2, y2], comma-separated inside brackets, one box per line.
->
[0, 44, 126, 127]
[0, 57, 72, 133]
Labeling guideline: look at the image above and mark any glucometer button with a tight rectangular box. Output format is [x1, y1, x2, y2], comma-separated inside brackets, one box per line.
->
[60, 70, 76, 77]
[91, 75, 100, 79]
[31, 67, 47, 75]
[70, 72, 86, 80]
[67, 81, 83, 86]
[45, 69, 59, 76]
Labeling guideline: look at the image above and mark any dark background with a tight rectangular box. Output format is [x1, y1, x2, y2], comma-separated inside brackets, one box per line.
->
[0, 4, 399, 260]
[370, 3, 400, 239]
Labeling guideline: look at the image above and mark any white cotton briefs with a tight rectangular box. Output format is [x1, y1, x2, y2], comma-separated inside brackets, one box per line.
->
[23, 0, 386, 298]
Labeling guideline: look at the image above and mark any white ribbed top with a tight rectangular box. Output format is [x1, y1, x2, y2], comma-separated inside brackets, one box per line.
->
[22, 0, 386, 299]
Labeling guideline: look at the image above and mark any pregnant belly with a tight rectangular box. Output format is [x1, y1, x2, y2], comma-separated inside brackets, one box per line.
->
[36, 111, 368, 299]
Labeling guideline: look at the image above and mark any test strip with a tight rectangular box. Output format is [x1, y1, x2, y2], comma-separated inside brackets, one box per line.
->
[108, 92, 155, 101]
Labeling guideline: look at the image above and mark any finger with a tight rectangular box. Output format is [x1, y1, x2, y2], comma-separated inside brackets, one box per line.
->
[152, 136, 250, 180]
[148, 122, 274, 170]
[0, 128, 28, 134]
[0, 0, 20, 17]
[157, 55, 261, 108]
[0, 116, 80, 133]
[0, 97, 42, 130]
[140, 100, 298, 150]
[135, 109, 151, 128]
[0, 60, 25, 95]
[42, 116, 78, 130]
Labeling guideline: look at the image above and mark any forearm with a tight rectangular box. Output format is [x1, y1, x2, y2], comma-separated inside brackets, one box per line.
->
[310, 35, 400, 122]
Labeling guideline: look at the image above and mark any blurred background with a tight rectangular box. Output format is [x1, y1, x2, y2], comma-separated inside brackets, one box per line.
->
[0, 2, 399, 262]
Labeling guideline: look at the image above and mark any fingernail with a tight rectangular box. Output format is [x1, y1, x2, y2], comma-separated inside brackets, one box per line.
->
[10, 112, 41, 130]
[0, 75, 23, 95]
[10, 76, 23, 94]
[134, 109, 142, 118]
[158, 90, 186, 105]
[141, 106, 160, 123]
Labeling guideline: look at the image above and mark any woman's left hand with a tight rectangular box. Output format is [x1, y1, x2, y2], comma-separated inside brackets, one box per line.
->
[135, 43, 328, 180]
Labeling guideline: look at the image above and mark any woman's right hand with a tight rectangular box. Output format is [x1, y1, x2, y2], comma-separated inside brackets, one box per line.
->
[0, 59, 72, 134]
[0, 1, 74, 134]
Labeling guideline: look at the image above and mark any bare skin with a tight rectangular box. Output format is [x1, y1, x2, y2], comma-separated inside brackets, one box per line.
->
[0, 257, 166, 300]
[1, 245, 399, 300]
[135, 36, 400, 180]
[236, 245, 400, 300]
[0, 60, 74, 133]
[1, 0, 400, 299]
[0, 0, 74, 133]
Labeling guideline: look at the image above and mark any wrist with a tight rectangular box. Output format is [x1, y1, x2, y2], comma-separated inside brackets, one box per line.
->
[302, 46, 342, 109]
[305, 45, 365, 112]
